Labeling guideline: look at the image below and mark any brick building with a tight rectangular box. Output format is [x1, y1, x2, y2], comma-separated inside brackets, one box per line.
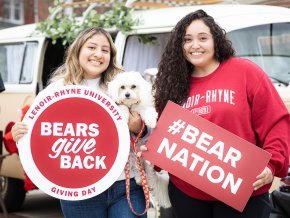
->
[0, 0, 51, 29]
[0, 0, 113, 29]
[0, 0, 290, 29]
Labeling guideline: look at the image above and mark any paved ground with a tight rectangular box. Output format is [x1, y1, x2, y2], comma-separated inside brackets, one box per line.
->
[0, 190, 63, 218]
[0, 215, 24, 218]
[0, 190, 175, 218]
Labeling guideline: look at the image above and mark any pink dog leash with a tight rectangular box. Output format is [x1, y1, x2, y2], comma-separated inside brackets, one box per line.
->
[125, 121, 150, 216]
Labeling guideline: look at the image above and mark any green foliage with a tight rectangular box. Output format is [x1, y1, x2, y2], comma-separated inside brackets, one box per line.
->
[101, 4, 137, 34]
[34, 1, 139, 45]
[138, 34, 158, 45]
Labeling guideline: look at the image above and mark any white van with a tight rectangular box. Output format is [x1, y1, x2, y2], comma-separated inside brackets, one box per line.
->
[0, 4, 289, 212]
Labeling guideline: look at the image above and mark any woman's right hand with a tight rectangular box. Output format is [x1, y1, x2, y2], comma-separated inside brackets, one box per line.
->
[11, 122, 28, 142]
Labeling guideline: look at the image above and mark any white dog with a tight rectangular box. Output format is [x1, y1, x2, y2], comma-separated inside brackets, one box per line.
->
[108, 71, 171, 209]
[107, 71, 158, 128]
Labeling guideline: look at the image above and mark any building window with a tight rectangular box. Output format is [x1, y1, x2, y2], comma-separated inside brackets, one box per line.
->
[3, 0, 24, 24]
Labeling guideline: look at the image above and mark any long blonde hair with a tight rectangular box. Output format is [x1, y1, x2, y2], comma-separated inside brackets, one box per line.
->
[50, 27, 123, 87]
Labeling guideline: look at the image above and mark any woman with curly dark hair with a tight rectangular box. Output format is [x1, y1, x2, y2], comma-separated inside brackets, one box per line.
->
[152, 9, 289, 218]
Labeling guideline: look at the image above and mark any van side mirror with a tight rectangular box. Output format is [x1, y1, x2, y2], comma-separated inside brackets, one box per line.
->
[0, 73, 5, 93]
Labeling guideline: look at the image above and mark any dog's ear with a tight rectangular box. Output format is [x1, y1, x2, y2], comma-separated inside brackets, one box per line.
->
[139, 76, 153, 105]
[107, 78, 121, 103]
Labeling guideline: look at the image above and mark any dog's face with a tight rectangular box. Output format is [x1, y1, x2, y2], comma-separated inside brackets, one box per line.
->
[108, 71, 152, 107]
[118, 82, 140, 106]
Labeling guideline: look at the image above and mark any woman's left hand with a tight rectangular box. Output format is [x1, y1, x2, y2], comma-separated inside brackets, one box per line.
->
[253, 167, 273, 190]
[128, 111, 142, 134]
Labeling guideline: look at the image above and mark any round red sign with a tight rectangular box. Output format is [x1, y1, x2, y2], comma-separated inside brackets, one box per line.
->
[18, 85, 130, 200]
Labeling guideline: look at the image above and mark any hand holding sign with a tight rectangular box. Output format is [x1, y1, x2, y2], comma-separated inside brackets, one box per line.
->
[17, 85, 130, 201]
[253, 167, 274, 190]
[143, 101, 271, 212]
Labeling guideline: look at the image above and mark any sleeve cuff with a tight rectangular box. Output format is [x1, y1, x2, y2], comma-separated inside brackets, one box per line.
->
[267, 162, 275, 177]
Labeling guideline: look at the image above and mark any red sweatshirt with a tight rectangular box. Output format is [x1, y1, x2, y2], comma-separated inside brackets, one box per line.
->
[170, 57, 289, 200]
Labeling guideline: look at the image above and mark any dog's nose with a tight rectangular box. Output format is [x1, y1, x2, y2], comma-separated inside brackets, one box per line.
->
[125, 93, 130, 98]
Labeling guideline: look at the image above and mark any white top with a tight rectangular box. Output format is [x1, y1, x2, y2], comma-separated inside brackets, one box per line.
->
[80, 78, 101, 89]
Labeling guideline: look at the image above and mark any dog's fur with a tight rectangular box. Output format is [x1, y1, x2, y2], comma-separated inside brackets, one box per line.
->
[144, 164, 172, 208]
[108, 71, 158, 128]
[108, 71, 171, 208]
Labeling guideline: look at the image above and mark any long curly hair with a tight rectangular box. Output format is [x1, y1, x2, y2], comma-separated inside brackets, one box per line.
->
[153, 9, 235, 114]
[50, 27, 122, 87]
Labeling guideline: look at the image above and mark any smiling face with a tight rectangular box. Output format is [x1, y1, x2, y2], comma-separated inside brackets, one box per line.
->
[183, 20, 218, 76]
[79, 33, 111, 79]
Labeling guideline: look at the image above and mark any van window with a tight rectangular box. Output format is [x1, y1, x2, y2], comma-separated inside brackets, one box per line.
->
[122, 33, 169, 74]
[228, 23, 290, 86]
[122, 23, 290, 86]
[0, 42, 38, 84]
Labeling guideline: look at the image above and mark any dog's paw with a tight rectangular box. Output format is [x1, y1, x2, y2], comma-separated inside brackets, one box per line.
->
[134, 174, 142, 185]
[143, 110, 158, 128]
[119, 105, 130, 123]
[145, 117, 157, 128]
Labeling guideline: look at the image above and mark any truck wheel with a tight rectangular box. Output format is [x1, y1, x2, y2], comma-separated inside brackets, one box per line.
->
[0, 176, 26, 212]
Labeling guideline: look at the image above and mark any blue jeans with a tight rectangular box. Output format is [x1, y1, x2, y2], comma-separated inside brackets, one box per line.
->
[60, 178, 146, 218]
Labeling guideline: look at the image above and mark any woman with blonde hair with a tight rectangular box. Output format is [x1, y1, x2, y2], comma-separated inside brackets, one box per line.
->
[11, 27, 147, 218]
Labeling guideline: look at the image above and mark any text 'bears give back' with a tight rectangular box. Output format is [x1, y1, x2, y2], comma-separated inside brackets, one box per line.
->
[18, 85, 130, 201]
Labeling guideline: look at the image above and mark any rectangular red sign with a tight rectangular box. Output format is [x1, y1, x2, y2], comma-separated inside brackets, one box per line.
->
[143, 101, 271, 212]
